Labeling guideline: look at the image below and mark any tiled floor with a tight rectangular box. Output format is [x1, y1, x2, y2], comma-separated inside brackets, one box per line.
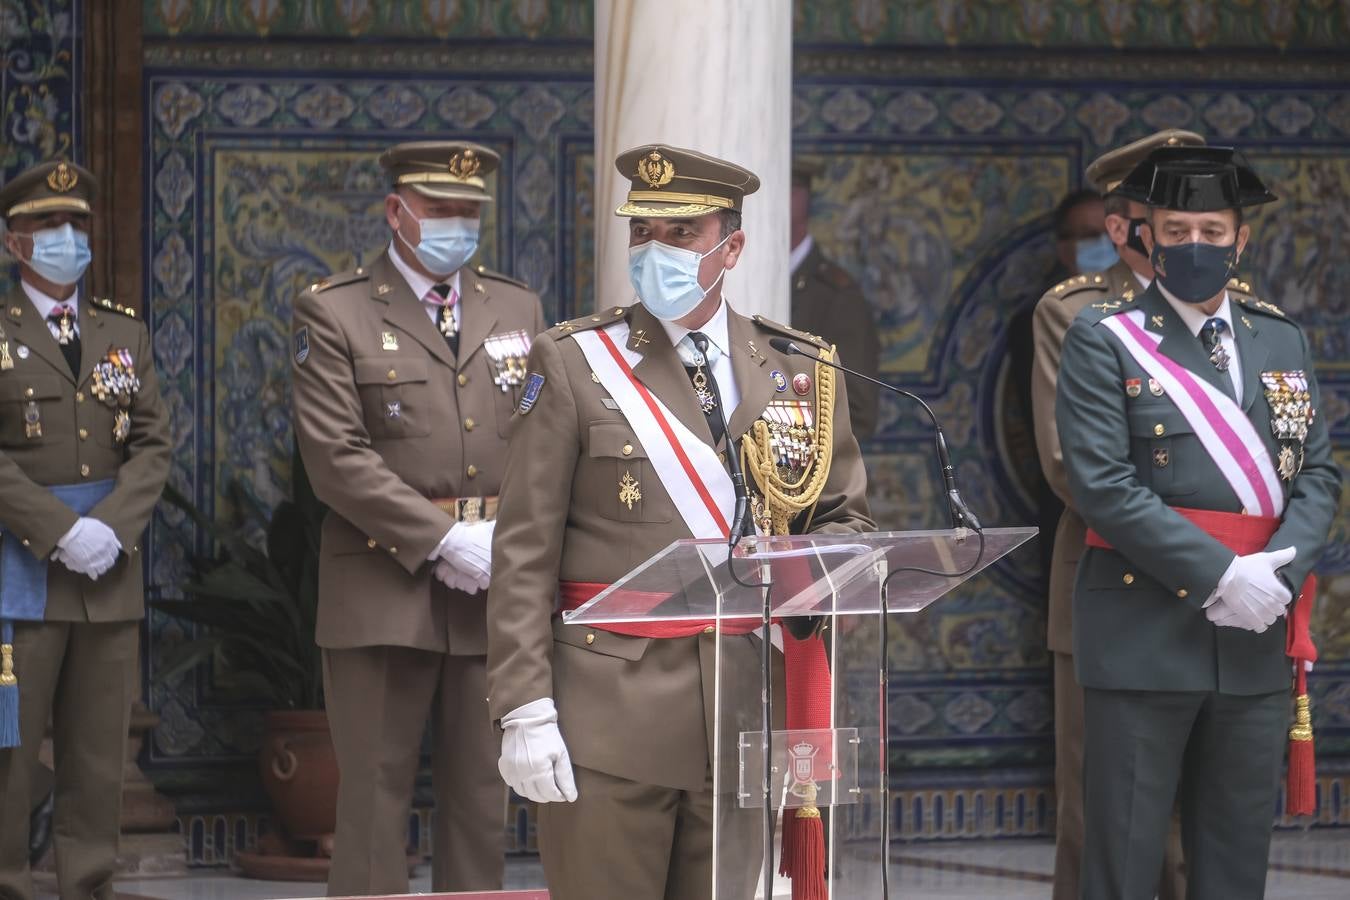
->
[35, 829, 1350, 900]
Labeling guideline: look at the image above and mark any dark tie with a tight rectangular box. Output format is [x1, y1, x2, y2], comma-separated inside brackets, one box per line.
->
[430, 283, 457, 356]
[685, 332, 727, 450]
[46, 305, 80, 376]
[1200, 317, 1231, 373]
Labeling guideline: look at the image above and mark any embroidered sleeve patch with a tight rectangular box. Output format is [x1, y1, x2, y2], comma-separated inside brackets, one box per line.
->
[518, 372, 545, 414]
[293, 327, 310, 365]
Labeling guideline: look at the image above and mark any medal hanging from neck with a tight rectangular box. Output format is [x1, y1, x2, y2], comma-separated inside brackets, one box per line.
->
[56, 310, 75, 346]
[438, 303, 457, 338]
[691, 356, 716, 414]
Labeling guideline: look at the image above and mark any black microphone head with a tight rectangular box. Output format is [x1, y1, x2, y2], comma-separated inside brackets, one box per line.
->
[768, 336, 799, 355]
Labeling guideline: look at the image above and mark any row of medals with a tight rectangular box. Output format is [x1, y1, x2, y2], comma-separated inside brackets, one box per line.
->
[484, 329, 531, 392]
[1261, 371, 1312, 481]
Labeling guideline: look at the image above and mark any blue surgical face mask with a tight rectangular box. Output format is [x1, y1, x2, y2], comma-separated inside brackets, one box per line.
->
[397, 198, 480, 275]
[15, 223, 92, 285]
[627, 232, 730, 321]
[1151, 240, 1238, 304]
[1074, 233, 1118, 274]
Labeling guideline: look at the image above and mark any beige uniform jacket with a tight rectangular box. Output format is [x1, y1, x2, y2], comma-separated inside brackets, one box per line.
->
[791, 243, 881, 437]
[0, 288, 171, 621]
[486, 301, 873, 791]
[291, 250, 546, 654]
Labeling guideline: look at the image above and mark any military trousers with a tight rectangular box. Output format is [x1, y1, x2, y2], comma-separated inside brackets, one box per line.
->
[322, 645, 503, 897]
[1081, 687, 1287, 900]
[537, 763, 762, 900]
[1054, 652, 1185, 900]
[0, 619, 138, 900]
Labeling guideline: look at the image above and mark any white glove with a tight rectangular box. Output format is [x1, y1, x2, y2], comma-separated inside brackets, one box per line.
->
[499, 697, 577, 804]
[53, 517, 122, 579]
[432, 520, 495, 583]
[433, 559, 488, 595]
[1204, 547, 1297, 632]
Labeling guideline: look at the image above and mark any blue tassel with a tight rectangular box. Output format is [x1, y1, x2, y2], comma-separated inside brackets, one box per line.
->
[0, 621, 19, 748]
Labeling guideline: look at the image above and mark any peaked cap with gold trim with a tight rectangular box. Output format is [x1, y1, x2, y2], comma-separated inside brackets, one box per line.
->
[1085, 129, 1206, 195]
[0, 160, 97, 220]
[378, 140, 499, 203]
[614, 144, 760, 218]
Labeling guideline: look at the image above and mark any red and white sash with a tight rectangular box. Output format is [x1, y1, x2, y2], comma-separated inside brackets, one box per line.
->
[571, 322, 735, 540]
[1100, 310, 1284, 518]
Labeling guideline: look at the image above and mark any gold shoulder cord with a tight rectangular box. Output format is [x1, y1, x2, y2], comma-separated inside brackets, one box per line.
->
[740, 346, 836, 535]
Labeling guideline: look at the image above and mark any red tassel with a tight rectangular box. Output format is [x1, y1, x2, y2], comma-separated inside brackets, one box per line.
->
[779, 801, 827, 900]
[1286, 665, 1316, 817]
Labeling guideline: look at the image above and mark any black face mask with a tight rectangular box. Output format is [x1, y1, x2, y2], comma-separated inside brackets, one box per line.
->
[1125, 218, 1150, 257]
[1151, 241, 1239, 303]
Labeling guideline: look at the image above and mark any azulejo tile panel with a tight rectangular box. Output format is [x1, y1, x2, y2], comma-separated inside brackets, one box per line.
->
[140, 48, 1350, 820]
[0, 0, 81, 298]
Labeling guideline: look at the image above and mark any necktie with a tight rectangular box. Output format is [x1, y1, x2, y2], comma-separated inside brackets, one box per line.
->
[46, 305, 80, 375]
[684, 332, 727, 450]
[428, 283, 458, 355]
[1200, 317, 1231, 373]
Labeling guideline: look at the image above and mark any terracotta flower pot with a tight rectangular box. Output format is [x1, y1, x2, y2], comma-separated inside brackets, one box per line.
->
[258, 710, 338, 840]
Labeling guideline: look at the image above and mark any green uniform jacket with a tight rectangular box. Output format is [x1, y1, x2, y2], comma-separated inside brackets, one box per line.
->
[1057, 282, 1340, 695]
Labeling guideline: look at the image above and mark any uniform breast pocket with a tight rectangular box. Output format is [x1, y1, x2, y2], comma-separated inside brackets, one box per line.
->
[1127, 404, 1198, 497]
[354, 357, 432, 439]
[0, 374, 65, 448]
[586, 421, 673, 524]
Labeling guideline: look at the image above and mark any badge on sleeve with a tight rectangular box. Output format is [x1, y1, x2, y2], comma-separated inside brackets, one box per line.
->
[293, 327, 310, 365]
[518, 372, 545, 415]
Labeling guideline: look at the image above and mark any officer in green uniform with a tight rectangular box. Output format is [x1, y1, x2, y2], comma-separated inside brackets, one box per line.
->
[1057, 147, 1340, 899]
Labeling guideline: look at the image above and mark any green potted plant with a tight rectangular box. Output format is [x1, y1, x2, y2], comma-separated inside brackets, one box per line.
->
[154, 451, 339, 876]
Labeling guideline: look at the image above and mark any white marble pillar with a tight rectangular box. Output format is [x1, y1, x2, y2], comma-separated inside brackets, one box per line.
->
[594, 0, 792, 320]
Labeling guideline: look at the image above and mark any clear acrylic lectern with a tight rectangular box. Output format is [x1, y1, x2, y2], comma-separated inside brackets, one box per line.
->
[563, 526, 1036, 899]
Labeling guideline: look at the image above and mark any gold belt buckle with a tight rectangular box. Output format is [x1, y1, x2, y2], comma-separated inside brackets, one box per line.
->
[458, 497, 483, 524]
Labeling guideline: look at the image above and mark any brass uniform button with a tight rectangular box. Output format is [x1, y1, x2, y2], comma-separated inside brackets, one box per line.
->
[1123, 573, 1135, 585]
[79, 464, 90, 477]
[1153, 423, 1165, 436]
[585, 633, 595, 645]
[703, 625, 715, 634]
[1177, 589, 1188, 599]
[464, 417, 475, 431]
[21, 538, 30, 548]
[23, 387, 34, 398]
[75, 391, 84, 403]
[388, 546, 398, 556]
[367, 538, 377, 549]
[386, 369, 397, 380]
[457, 373, 468, 387]
[622, 443, 633, 456]
[466, 464, 478, 478]
[79, 428, 88, 440]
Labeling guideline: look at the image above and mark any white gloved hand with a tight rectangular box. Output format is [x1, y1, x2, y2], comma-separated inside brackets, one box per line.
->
[499, 697, 577, 804]
[1205, 595, 1269, 632]
[1204, 547, 1296, 632]
[433, 559, 488, 595]
[436, 519, 495, 583]
[53, 517, 122, 579]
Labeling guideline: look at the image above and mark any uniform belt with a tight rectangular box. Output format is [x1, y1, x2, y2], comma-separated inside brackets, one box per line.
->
[430, 495, 499, 523]
[1085, 504, 1318, 815]
[556, 581, 761, 638]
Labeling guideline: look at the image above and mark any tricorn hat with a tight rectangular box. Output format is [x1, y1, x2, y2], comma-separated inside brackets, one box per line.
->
[1115, 146, 1277, 211]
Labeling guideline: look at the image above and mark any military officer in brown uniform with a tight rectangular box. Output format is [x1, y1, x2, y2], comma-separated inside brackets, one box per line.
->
[1031, 130, 1203, 900]
[790, 159, 881, 437]
[486, 145, 872, 900]
[0, 161, 171, 900]
[290, 142, 546, 895]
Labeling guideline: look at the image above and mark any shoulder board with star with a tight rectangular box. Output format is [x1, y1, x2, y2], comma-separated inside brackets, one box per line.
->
[308, 268, 369, 295]
[92, 297, 137, 319]
[473, 264, 530, 291]
[546, 305, 628, 338]
[1227, 278, 1290, 321]
[1045, 272, 1115, 303]
[751, 315, 832, 351]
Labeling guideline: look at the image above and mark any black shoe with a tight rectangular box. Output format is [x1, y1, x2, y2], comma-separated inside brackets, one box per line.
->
[29, 788, 54, 867]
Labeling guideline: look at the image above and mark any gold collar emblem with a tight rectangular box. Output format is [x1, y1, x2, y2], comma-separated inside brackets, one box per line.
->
[447, 149, 482, 180]
[47, 162, 78, 193]
[637, 151, 675, 189]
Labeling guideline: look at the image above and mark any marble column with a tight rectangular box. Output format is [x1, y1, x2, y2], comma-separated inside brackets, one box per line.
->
[594, 1, 792, 320]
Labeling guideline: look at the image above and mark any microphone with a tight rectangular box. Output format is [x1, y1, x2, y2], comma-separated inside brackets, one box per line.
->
[717, 398, 752, 548]
[768, 337, 982, 531]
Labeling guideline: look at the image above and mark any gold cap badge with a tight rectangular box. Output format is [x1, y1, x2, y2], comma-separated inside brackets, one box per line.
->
[447, 149, 482, 181]
[638, 151, 674, 189]
[46, 162, 78, 193]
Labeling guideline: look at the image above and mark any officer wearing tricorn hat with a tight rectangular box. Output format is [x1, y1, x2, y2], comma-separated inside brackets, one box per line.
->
[0, 160, 171, 900]
[1056, 146, 1340, 899]
[290, 141, 545, 894]
[1030, 128, 1205, 900]
[485, 144, 873, 899]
